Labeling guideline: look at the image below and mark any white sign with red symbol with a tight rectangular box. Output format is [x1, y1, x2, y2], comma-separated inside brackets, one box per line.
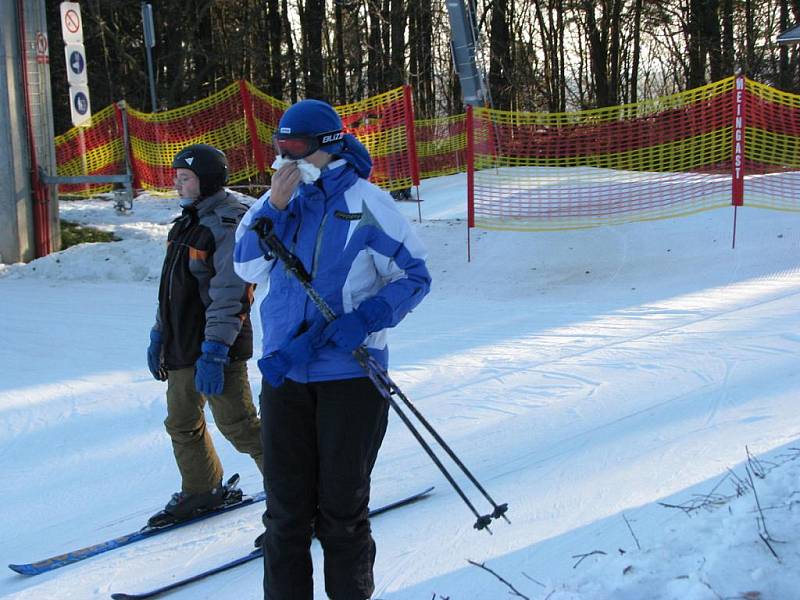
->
[60, 2, 83, 45]
[35, 32, 49, 65]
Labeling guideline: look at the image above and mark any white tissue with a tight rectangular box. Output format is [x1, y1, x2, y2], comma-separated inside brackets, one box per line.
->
[271, 156, 321, 184]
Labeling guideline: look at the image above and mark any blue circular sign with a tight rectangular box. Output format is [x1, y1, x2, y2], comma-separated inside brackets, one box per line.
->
[69, 50, 85, 74]
[74, 91, 89, 115]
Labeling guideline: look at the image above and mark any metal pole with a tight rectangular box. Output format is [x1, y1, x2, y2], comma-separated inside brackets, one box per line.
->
[117, 100, 134, 210]
[141, 2, 157, 112]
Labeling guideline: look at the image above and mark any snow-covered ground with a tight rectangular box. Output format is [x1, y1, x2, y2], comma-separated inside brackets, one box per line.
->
[2, 171, 800, 599]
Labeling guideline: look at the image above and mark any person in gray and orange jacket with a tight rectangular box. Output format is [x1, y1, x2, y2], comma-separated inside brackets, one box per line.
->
[146, 144, 262, 526]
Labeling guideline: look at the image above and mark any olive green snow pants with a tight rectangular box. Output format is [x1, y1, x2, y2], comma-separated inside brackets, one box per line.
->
[165, 361, 263, 493]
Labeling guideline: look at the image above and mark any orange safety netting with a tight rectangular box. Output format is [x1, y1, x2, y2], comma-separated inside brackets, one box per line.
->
[468, 77, 740, 231]
[335, 86, 419, 191]
[242, 81, 289, 175]
[126, 82, 259, 193]
[743, 79, 800, 211]
[53, 104, 126, 197]
[55, 76, 800, 222]
[415, 114, 467, 179]
[54, 83, 418, 197]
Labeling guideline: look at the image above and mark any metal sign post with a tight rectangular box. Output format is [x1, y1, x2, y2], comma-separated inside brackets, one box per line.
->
[141, 2, 157, 112]
[59, 1, 91, 127]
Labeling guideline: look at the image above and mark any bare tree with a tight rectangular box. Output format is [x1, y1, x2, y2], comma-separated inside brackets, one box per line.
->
[366, 0, 384, 95]
[630, 0, 643, 102]
[334, 0, 347, 102]
[534, 0, 567, 112]
[489, 0, 513, 108]
[302, 0, 326, 99]
[47, 0, 798, 137]
[389, 0, 406, 87]
[410, 0, 436, 117]
[582, 0, 625, 107]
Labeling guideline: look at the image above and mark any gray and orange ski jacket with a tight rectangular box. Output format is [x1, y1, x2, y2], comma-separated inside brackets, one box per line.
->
[154, 189, 254, 370]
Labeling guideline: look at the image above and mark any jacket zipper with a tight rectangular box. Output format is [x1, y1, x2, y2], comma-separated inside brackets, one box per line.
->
[167, 217, 196, 302]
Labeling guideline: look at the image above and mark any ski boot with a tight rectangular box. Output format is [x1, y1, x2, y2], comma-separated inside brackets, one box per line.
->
[147, 473, 243, 529]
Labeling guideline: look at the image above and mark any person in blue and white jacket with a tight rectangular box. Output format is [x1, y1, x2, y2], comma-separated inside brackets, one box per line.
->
[234, 99, 431, 600]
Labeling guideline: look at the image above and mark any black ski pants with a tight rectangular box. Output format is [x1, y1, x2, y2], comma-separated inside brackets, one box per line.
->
[259, 376, 389, 600]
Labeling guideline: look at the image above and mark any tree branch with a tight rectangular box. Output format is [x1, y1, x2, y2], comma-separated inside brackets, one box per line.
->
[467, 559, 531, 599]
[571, 549, 607, 568]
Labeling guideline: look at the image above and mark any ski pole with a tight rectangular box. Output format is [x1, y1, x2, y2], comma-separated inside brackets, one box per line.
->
[361, 351, 509, 524]
[252, 217, 509, 531]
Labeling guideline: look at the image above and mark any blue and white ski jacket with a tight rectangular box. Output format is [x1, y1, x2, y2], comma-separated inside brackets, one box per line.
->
[234, 158, 431, 383]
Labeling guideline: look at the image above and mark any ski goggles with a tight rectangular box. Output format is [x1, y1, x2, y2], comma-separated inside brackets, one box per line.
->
[273, 129, 345, 160]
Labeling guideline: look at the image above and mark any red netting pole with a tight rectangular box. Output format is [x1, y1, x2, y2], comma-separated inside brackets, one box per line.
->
[16, 0, 51, 256]
[403, 85, 420, 187]
[731, 74, 746, 248]
[466, 104, 474, 262]
[731, 75, 745, 206]
[240, 80, 267, 174]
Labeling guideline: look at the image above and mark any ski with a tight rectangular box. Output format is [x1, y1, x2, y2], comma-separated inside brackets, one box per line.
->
[109, 486, 434, 600]
[9, 476, 265, 576]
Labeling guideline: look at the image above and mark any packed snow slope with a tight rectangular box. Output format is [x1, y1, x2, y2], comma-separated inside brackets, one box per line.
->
[2, 171, 800, 599]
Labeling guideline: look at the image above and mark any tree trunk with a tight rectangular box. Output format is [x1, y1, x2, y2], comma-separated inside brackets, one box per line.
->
[382, 0, 391, 85]
[421, 1, 434, 115]
[720, 0, 734, 76]
[607, 0, 623, 105]
[366, 0, 384, 95]
[389, 0, 406, 87]
[686, 0, 721, 87]
[744, 0, 755, 76]
[282, 0, 299, 102]
[706, 0, 722, 81]
[268, 0, 283, 98]
[489, 0, 512, 109]
[302, 0, 325, 99]
[583, 1, 610, 107]
[557, 1, 566, 111]
[534, 1, 558, 112]
[630, 0, 643, 102]
[409, 1, 420, 110]
[334, 0, 346, 102]
[778, 0, 792, 90]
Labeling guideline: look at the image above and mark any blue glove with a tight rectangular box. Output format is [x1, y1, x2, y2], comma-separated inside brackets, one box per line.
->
[258, 320, 326, 387]
[321, 297, 393, 353]
[195, 341, 230, 395]
[147, 329, 168, 381]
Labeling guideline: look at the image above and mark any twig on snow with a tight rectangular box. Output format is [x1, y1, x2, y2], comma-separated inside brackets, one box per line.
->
[746, 463, 782, 560]
[520, 572, 546, 588]
[622, 512, 641, 551]
[725, 467, 751, 497]
[660, 470, 737, 514]
[759, 532, 780, 560]
[746, 445, 773, 479]
[571, 550, 607, 568]
[467, 559, 531, 599]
